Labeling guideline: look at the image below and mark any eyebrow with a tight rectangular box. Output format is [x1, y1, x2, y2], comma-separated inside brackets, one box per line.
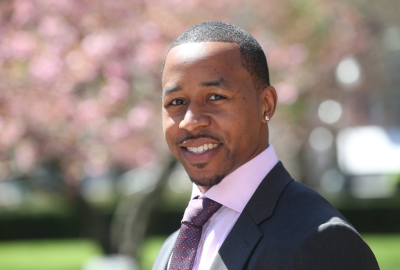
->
[200, 77, 229, 89]
[163, 86, 182, 97]
[162, 77, 229, 98]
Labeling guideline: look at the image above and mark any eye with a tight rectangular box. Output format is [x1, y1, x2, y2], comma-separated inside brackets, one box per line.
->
[209, 94, 225, 100]
[170, 99, 186, 106]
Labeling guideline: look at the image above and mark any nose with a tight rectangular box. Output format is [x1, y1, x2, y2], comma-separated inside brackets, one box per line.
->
[179, 104, 210, 132]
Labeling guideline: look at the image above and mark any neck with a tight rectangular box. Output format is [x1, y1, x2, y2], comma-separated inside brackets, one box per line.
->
[197, 185, 211, 194]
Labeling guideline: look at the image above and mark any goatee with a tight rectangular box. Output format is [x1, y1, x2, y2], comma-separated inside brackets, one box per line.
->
[189, 174, 225, 187]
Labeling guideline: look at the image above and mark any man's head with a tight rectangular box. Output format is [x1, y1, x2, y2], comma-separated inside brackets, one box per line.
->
[162, 21, 270, 91]
[162, 22, 277, 193]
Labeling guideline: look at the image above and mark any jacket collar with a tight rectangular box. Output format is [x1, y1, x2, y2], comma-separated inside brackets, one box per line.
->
[245, 161, 293, 224]
[210, 161, 293, 270]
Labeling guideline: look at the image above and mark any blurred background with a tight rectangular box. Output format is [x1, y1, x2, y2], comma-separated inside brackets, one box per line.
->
[0, 0, 399, 269]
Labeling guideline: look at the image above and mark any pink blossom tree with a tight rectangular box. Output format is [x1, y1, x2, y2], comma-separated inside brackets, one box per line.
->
[0, 0, 379, 257]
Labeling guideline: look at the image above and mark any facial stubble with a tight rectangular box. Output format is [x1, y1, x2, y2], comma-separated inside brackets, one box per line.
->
[187, 148, 233, 187]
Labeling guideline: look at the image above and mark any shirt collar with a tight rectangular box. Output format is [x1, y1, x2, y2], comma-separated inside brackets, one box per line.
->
[191, 145, 279, 213]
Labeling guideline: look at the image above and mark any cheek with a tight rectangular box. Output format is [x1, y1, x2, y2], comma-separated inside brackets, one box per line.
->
[231, 103, 261, 145]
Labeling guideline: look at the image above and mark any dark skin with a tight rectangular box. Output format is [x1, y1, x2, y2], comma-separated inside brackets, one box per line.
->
[162, 42, 277, 193]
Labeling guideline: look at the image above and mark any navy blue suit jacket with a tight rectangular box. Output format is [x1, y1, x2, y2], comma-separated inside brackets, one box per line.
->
[152, 162, 379, 270]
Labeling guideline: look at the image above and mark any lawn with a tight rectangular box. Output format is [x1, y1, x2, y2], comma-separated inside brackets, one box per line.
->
[138, 236, 167, 270]
[0, 234, 398, 270]
[362, 234, 400, 270]
[0, 239, 101, 270]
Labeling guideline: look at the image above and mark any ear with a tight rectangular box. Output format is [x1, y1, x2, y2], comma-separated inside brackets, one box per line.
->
[259, 85, 277, 123]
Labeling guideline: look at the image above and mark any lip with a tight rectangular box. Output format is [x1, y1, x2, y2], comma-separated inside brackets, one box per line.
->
[181, 144, 222, 165]
[181, 137, 221, 147]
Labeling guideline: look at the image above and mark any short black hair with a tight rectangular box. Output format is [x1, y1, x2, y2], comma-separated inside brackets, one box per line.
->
[162, 21, 270, 90]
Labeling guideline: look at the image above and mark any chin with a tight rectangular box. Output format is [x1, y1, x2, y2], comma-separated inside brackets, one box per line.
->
[185, 163, 228, 187]
[189, 174, 226, 187]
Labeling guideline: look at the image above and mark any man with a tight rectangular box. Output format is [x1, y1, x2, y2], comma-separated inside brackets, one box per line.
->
[153, 21, 379, 270]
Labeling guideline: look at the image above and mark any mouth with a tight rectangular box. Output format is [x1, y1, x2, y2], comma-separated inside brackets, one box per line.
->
[179, 137, 222, 165]
[186, 143, 219, 154]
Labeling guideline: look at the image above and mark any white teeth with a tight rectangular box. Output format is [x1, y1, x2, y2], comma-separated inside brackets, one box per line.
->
[187, 143, 219, 154]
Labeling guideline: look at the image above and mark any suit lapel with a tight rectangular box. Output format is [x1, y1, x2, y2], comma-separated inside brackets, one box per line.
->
[209, 211, 262, 270]
[210, 162, 293, 270]
[245, 162, 293, 225]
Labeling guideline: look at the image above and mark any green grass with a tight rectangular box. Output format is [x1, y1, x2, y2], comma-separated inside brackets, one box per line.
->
[362, 234, 400, 270]
[0, 239, 101, 270]
[0, 234, 398, 270]
[138, 236, 168, 270]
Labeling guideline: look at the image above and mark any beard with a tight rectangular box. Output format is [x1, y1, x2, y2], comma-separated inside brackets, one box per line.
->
[189, 174, 226, 187]
[187, 148, 234, 187]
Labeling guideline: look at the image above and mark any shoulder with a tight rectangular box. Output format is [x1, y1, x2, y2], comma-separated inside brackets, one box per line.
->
[286, 218, 379, 269]
[254, 180, 379, 269]
[278, 180, 351, 227]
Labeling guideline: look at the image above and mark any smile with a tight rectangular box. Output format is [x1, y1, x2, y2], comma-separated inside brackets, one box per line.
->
[187, 143, 219, 154]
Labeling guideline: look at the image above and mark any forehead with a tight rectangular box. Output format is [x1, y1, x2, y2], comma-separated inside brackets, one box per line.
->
[167, 42, 241, 64]
[162, 42, 247, 87]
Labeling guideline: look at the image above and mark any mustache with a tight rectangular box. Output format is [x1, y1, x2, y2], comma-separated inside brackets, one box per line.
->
[178, 133, 223, 145]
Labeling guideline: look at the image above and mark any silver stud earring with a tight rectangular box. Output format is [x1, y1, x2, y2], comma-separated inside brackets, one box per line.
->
[265, 115, 270, 121]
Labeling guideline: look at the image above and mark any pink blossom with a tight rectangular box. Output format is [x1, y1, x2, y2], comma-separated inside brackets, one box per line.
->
[28, 98, 54, 125]
[135, 147, 156, 167]
[128, 101, 155, 129]
[99, 78, 129, 105]
[108, 118, 131, 141]
[43, 0, 75, 15]
[65, 50, 88, 70]
[164, 0, 184, 5]
[132, 41, 166, 72]
[5, 96, 24, 116]
[38, 15, 78, 48]
[38, 16, 64, 38]
[65, 50, 96, 81]
[29, 54, 63, 82]
[75, 99, 104, 126]
[287, 44, 309, 67]
[81, 31, 116, 59]
[8, 31, 37, 59]
[12, 0, 36, 26]
[138, 22, 162, 42]
[266, 47, 291, 70]
[0, 117, 4, 131]
[14, 140, 37, 173]
[0, 119, 26, 148]
[102, 61, 126, 79]
[275, 82, 299, 104]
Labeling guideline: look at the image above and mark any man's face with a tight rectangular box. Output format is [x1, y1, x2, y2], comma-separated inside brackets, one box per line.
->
[162, 42, 271, 191]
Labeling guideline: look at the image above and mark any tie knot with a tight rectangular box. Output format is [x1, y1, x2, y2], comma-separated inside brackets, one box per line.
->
[182, 197, 222, 227]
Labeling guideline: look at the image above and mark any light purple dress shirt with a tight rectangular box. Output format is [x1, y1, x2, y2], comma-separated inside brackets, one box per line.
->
[169, 145, 279, 270]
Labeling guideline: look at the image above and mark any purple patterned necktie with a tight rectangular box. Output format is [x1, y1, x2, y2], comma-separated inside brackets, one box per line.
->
[169, 197, 222, 270]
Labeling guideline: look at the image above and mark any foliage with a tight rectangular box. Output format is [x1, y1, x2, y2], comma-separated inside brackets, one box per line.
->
[0, 0, 376, 192]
